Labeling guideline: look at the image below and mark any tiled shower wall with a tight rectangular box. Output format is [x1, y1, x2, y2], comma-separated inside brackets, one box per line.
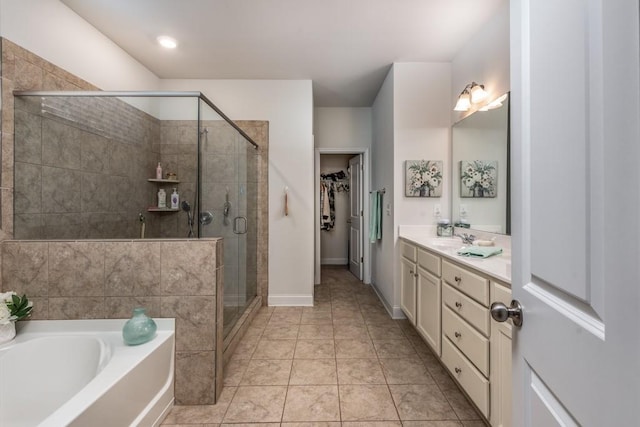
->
[0, 238, 224, 405]
[1, 38, 102, 239]
[13, 95, 161, 239]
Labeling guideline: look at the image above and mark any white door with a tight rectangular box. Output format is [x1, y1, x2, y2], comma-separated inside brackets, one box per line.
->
[349, 154, 363, 279]
[509, 0, 640, 425]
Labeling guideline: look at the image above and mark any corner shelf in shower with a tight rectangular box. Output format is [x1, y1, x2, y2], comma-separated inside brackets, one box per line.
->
[148, 179, 181, 213]
[147, 207, 180, 212]
[147, 179, 181, 184]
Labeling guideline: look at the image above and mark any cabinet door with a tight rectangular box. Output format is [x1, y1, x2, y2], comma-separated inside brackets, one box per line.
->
[400, 257, 417, 324]
[416, 266, 441, 356]
[490, 281, 512, 427]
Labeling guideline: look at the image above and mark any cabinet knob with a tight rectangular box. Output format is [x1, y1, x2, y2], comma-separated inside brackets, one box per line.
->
[455, 301, 463, 309]
[409, 270, 414, 274]
[455, 367, 462, 374]
[454, 331, 462, 338]
[454, 276, 462, 283]
[414, 273, 419, 278]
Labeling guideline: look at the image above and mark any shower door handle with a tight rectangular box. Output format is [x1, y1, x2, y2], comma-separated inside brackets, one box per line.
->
[233, 216, 247, 234]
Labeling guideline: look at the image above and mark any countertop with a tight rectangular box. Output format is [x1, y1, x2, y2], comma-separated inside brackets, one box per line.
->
[399, 227, 511, 284]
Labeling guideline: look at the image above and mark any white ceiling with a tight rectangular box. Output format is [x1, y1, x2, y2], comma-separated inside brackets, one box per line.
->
[61, 0, 506, 107]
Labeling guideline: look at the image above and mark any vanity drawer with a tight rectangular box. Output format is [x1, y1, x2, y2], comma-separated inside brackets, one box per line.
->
[442, 283, 490, 336]
[443, 305, 489, 376]
[401, 241, 417, 262]
[442, 336, 490, 418]
[418, 248, 441, 277]
[442, 260, 489, 306]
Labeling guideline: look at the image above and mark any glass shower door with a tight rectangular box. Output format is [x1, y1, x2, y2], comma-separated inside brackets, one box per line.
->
[198, 106, 256, 338]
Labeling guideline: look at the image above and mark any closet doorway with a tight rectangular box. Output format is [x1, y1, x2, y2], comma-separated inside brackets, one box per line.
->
[314, 148, 370, 286]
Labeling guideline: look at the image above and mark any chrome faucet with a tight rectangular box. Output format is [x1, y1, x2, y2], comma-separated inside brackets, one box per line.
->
[455, 232, 476, 245]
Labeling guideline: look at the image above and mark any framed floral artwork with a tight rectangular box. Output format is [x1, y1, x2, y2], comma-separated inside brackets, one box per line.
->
[460, 160, 497, 198]
[405, 160, 443, 197]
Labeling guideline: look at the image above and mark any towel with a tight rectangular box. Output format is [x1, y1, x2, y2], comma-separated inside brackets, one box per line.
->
[457, 246, 503, 258]
[369, 191, 382, 243]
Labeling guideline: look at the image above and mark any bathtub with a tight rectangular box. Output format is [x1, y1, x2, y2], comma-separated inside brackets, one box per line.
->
[0, 318, 175, 427]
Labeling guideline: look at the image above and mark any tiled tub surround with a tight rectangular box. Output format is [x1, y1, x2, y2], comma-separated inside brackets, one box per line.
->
[0, 238, 223, 405]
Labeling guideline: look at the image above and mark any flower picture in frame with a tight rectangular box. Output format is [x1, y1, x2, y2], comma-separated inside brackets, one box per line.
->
[405, 160, 443, 197]
[460, 160, 497, 198]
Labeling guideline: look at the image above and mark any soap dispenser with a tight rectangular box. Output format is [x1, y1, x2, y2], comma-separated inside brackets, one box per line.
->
[170, 188, 179, 209]
[157, 188, 166, 208]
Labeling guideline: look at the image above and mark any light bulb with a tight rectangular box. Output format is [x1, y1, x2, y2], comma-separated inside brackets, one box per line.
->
[470, 84, 488, 103]
[454, 92, 471, 111]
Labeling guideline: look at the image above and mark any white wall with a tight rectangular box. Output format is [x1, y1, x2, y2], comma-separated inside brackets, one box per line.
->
[370, 62, 452, 317]
[451, 0, 510, 123]
[160, 79, 314, 306]
[371, 67, 395, 312]
[319, 154, 352, 265]
[314, 108, 372, 150]
[391, 62, 452, 316]
[0, 0, 159, 91]
[312, 107, 372, 284]
[394, 63, 452, 226]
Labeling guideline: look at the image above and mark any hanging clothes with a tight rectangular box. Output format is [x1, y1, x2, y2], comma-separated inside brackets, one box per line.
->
[320, 182, 336, 231]
[319, 169, 348, 232]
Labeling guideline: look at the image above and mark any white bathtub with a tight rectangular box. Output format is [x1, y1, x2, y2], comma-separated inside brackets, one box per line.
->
[0, 318, 175, 427]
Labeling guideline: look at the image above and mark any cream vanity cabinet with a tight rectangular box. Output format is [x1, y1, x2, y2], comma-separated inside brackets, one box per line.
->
[400, 241, 442, 356]
[399, 238, 512, 425]
[489, 281, 513, 427]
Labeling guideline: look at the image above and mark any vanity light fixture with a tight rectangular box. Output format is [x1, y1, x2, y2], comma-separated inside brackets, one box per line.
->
[453, 89, 471, 111]
[157, 35, 178, 49]
[480, 93, 508, 111]
[454, 82, 489, 111]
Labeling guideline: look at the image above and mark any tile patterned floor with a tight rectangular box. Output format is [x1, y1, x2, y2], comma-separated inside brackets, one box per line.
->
[162, 266, 486, 427]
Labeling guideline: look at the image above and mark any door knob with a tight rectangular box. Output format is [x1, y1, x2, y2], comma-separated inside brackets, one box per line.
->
[490, 299, 523, 327]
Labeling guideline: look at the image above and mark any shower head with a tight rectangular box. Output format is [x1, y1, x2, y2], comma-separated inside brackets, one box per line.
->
[181, 200, 191, 212]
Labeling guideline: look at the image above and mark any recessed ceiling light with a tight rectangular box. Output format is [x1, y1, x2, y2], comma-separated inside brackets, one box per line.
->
[157, 36, 177, 49]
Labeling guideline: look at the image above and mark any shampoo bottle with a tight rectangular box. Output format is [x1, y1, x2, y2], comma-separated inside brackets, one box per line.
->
[157, 188, 166, 208]
[156, 162, 162, 179]
[170, 188, 179, 209]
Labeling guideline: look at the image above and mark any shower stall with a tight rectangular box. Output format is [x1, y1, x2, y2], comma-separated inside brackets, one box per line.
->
[12, 91, 260, 338]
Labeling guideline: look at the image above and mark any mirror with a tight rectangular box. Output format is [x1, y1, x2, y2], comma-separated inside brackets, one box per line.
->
[451, 93, 510, 234]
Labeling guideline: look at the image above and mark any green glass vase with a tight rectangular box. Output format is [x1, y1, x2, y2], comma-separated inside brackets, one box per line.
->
[122, 307, 157, 345]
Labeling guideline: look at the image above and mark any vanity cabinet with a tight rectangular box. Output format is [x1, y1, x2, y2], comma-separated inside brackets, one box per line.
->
[400, 241, 441, 355]
[416, 266, 441, 356]
[398, 237, 512, 425]
[400, 255, 417, 324]
[441, 260, 491, 417]
[490, 281, 512, 427]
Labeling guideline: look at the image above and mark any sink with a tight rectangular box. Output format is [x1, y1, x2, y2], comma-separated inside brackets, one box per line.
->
[425, 238, 464, 251]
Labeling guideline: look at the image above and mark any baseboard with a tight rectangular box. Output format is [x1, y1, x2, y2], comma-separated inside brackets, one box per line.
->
[370, 281, 407, 320]
[268, 294, 314, 306]
[391, 305, 407, 319]
[321, 258, 348, 265]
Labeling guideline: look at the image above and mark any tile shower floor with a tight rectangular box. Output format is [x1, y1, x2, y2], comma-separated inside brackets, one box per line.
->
[162, 266, 485, 427]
